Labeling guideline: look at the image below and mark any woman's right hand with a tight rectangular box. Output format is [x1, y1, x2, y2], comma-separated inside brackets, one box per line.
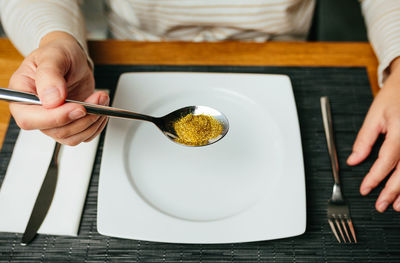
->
[8, 31, 109, 146]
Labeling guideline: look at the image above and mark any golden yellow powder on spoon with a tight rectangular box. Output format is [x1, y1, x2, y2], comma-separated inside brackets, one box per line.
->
[173, 114, 223, 146]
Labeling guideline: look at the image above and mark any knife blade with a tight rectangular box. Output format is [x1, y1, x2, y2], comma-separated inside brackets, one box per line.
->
[21, 142, 61, 245]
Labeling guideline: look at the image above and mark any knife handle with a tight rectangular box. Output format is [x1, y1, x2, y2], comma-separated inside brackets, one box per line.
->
[320, 96, 340, 185]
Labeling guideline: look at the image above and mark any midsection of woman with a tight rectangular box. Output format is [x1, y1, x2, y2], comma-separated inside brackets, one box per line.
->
[106, 0, 316, 41]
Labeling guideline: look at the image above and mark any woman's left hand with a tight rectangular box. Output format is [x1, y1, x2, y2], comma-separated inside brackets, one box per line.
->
[347, 57, 400, 213]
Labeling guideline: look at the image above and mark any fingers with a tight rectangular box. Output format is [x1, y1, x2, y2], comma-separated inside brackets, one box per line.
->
[11, 87, 108, 145]
[10, 102, 86, 130]
[35, 50, 68, 108]
[50, 116, 108, 146]
[375, 166, 400, 212]
[359, 130, 400, 196]
[8, 60, 36, 93]
[7, 35, 105, 146]
[41, 91, 109, 145]
[9, 56, 73, 129]
[356, 121, 400, 213]
[347, 112, 382, 166]
[84, 116, 109, 143]
[41, 110, 100, 139]
[393, 195, 400, 212]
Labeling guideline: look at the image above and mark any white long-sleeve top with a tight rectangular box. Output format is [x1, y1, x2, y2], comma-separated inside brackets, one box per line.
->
[1, 0, 399, 86]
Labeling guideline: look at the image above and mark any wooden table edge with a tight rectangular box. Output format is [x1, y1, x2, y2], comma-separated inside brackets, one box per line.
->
[0, 40, 379, 150]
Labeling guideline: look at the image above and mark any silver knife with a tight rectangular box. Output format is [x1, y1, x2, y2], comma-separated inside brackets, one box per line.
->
[21, 142, 61, 245]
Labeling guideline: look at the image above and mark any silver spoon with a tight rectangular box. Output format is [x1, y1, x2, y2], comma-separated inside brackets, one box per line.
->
[0, 87, 229, 146]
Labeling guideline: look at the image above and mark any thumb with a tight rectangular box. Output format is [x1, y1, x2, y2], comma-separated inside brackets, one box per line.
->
[35, 55, 68, 108]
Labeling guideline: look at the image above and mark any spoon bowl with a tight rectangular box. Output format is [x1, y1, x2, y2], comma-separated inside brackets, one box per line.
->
[0, 87, 229, 147]
[155, 105, 229, 146]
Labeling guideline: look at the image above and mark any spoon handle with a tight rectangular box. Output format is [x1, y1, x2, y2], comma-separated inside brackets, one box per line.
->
[0, 87, 42, 105]
[0, 87, 156, 122]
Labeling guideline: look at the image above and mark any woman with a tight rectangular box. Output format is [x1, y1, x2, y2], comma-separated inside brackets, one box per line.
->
[1, 0, 400, 213]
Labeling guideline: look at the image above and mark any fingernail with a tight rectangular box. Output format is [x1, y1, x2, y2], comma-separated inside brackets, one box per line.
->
[395, 202, 400, 211]
[347, 152, 357, 163]
[377, 201, 388, 212]
[69, 109, 85, 120]
[42, 87, 60, 104]
[100, 95, 109, 106]
[360, 186, 371, 195]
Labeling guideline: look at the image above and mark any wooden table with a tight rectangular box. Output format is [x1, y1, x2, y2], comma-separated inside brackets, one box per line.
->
[0, 39, 379, 150]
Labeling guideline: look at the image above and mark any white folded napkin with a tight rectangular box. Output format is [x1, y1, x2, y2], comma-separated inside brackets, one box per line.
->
[0, 129, 99, 236]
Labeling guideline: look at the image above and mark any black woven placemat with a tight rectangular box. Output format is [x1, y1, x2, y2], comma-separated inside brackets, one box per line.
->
[1, 65, 399, 263]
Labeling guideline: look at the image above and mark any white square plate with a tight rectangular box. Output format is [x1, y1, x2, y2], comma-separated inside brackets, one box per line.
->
[97, 72, 306, 243]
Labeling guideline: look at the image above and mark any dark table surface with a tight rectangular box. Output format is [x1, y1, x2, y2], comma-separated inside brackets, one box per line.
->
[1, 65, 399, 263]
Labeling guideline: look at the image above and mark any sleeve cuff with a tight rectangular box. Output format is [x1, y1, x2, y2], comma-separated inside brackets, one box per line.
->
[377, 53, 400, 88]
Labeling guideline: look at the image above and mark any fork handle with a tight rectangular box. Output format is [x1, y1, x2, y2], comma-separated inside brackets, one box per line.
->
[321, 96, 340, 185]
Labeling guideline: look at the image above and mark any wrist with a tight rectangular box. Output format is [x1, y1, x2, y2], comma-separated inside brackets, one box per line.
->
[389, 56, 400, 76]
[39, 31, 80, 48]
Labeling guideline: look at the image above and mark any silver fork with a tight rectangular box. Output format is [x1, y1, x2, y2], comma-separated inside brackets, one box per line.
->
[320, 96, 357, 244]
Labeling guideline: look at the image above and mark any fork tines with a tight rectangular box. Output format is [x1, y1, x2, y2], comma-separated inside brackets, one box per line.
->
[328, 216, 357, 243]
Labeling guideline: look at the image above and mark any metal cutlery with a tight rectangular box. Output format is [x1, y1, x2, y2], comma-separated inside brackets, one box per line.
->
[0, 87, 229, 147]
[21, 142, 61, 245]
[320, 96, 357, 243]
